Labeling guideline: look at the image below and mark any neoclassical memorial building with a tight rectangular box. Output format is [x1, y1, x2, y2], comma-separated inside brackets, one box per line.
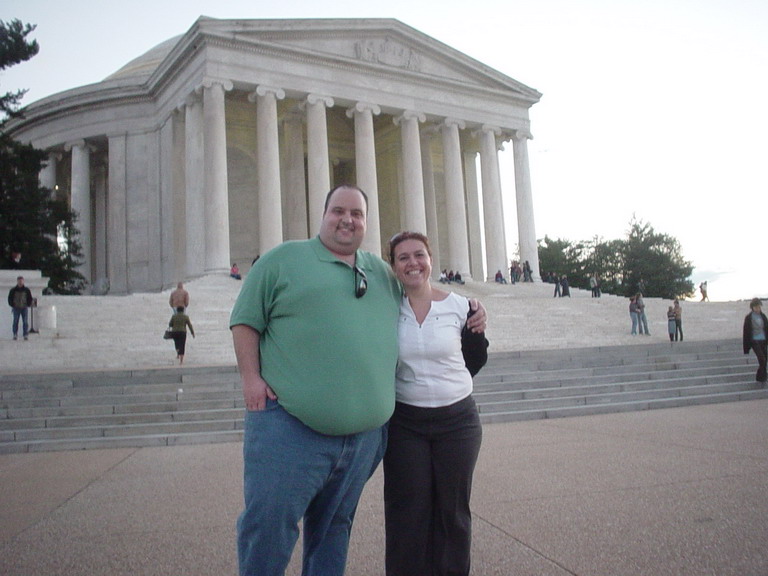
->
[9, 17, 541, 294]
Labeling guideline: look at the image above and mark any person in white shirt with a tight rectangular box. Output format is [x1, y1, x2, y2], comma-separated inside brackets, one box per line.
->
[383, 231, 484, 576]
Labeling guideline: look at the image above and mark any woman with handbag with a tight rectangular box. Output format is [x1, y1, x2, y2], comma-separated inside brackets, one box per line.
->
[168, 306, 195, 365]
[384, 231, 487, 576]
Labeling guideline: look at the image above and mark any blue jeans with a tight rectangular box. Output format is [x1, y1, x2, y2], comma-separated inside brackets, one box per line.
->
[238, 400, 387, 576]
[630, 312, 638, 334]
[638, 311, 649, 334]
[12, 308, 29, 338]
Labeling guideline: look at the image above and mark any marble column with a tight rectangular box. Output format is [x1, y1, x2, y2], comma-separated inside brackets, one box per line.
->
[461, 135, 484, 282]
[92, 163, 108, 284]
[202, 79, 233, 273]
[67, 140, 92, 283]
[441, 118, 471, 279]
[39, 152, 57, 194]
[513, 129, 539, 280]
[478, 125, 507, 281]
[250, 85, 285, 255]
[419, 126, 441, 275]
[305, 94, 334, 236]
[346, 102, 382, 256]
[183, 94, 205, 278]
[282, 109, 308, 240]
[394, 110, 427, 234]
[107, 134, 128, 294]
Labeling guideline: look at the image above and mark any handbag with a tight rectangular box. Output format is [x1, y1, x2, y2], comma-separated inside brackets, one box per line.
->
[163, 328, 173, 340]
[461, 308, 489, 376]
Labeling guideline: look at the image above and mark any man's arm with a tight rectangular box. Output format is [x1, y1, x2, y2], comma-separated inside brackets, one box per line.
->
[231, 324, 277, 411]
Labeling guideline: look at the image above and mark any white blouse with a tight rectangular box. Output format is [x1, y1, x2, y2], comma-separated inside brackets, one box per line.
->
[395, 291, 474, 407]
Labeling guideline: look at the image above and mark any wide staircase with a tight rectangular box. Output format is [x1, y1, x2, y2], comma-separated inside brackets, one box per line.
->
[1, 338, 765, 454]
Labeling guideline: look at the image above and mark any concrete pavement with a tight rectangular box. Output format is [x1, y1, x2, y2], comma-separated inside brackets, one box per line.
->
[0, 399, 767, 575]
[1, 277, 767, 574]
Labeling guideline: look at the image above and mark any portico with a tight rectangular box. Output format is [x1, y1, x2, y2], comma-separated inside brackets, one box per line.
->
[8, 18, 542, 294]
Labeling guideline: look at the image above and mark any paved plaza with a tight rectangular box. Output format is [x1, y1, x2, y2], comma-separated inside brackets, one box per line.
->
[0, 400, 766, 575]
[1, 277, 767, 575]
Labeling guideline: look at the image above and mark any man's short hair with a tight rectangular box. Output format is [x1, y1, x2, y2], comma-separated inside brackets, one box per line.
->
[323, 185, 368, 214]
[17, 276, 23, 280]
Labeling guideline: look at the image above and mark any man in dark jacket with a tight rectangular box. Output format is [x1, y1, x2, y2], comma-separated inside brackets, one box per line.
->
[7, 276, 33, 341]
[743, 297, 768, 385]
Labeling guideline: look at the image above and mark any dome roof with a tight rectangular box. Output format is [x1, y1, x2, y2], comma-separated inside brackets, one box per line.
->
[104, 35, 182, 83]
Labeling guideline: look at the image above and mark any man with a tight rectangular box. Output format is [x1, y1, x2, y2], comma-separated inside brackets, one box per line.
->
[230, 185, 484, 576]
[743, 297, 768, 385]
[8, 276, 33, 341]
[169, 282, 189, 311]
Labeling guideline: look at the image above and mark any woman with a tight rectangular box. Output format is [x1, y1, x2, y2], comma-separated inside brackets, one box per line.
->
[168, 306, 195, 364]
[384, 231, 484, 576]
[743, 297, 768, 385]
[629, 295, 639, 335]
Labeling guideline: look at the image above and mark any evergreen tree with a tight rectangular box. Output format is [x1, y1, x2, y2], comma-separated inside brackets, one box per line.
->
[0, 19, 85, 294]
[620, 217, 694, 300]
[537, 217, 695, 300]
[537, 235, 590, 289]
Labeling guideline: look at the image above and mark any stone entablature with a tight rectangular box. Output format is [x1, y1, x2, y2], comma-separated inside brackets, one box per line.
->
[8, 18, 542, 293]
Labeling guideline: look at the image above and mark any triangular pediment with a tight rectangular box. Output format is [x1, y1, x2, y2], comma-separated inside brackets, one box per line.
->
[194, 17, 541, 102]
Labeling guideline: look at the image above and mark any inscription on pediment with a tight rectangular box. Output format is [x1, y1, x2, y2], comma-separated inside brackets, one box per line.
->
[354, 37, 422, 72]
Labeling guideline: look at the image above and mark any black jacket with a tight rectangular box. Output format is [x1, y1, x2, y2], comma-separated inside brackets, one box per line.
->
[8, 285, 33, 309]
[743, 311, 768, 354]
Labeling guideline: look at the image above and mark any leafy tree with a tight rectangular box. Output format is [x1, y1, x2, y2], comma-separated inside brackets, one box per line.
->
[591, 238, 625, 295]
[537, 217, 694, 300]
[537, 235, 590, 289]
[0, 19, 39, 118]
[0, 19, 85, 293]
[620, 217, 693, 299]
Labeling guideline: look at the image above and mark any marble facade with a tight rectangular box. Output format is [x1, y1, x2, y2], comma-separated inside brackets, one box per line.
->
[8, 18, 541, 294]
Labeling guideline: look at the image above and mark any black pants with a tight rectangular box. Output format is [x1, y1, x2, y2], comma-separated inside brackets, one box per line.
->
[675, 319, 683, 341]
[172, 332, 187, 355]
[752, 340, 767, 382]
[384, 396, 482, 576]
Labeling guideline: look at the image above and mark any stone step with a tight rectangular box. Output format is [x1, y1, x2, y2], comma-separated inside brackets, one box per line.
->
[478, 379, 761, 414]
[475, 370, 753, 402]
[0, 338, 761, 453]
[479, 388, 768, 424]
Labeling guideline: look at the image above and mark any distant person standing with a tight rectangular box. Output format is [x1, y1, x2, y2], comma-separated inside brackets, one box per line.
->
[560, 275, 571, 297]
[9, 251, 23, 269]
[667, 306, 676, 342]
[636, 292, 650, 335]
[7, 276, 33, 341]
[169, 282, 190, 311]
[673, 299, 683, 341]
[699, 281, 709, 301]
[629, 295, 639, 335]
[743, 298, 768, 386]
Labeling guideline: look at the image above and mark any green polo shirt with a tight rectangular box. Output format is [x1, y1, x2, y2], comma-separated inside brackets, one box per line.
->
[230, 237, 401, 435]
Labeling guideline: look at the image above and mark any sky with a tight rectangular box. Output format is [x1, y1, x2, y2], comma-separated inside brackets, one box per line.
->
[3, 0, 767, 301]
